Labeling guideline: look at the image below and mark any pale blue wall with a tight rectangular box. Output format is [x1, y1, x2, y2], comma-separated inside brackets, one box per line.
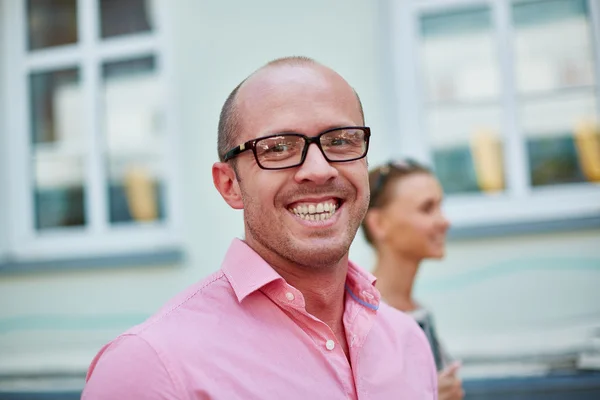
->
[0, 0, 391, 376]
[0, 0, 598, 382]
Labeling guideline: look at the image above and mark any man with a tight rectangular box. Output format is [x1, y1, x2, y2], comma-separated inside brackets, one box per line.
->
[82, 56, 438, 399]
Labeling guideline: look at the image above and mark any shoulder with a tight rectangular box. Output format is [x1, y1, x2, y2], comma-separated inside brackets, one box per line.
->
[377, 301, 424, 337]
[83, 270, 234, 397]
[130, 270, 233, 336]
[364, 302, 438, 393]
[376, 302, 437, 366]
[83, 334, 184, 399]
[122, 270, 237, 345]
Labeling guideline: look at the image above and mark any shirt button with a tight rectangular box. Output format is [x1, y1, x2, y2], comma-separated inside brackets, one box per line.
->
[325, 339, 335, 351]
[285, 292, 295, 301]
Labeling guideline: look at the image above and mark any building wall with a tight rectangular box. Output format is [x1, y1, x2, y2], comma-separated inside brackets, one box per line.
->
[352, 227, 600, 375]
[0, 0, 390, 375]
[0, 0, 598, 381]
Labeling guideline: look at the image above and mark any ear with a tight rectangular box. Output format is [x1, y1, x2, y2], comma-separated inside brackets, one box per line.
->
[212, 162, 244, 210]
[364, 209, 387, 243]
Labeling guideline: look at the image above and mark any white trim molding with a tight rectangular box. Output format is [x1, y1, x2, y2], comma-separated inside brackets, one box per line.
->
[386, 0, 600, 231]
[1, 0, 182, 268]
[0, 0, 9, 262]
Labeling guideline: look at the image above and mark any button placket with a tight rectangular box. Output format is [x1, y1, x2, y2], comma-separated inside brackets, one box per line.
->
[325, 339, 335, 351]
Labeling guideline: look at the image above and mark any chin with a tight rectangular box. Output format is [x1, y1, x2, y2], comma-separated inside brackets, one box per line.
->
[426, 248, 446, 259]
[291, 239, 349, 268]
[294, 249, 347, 270]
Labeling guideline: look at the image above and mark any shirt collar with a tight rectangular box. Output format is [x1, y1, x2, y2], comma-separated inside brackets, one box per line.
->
[345, 259, 381, 310]
[221, 238, 284, 303]
[221, 238, 381, 310]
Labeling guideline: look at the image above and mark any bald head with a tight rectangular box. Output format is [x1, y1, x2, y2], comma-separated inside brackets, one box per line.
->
[217, 56, 364, 161]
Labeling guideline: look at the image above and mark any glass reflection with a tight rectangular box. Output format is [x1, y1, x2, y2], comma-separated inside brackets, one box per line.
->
[102, 56, 165, 224]
[27, 0, 78, 50]
[29, 68, 86, 229]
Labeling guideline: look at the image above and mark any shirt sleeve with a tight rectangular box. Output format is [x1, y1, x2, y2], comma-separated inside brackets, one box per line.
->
[82, 334, 185, 400]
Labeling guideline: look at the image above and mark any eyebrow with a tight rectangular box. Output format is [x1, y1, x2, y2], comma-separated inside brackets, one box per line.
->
[262, 124, 356, 137]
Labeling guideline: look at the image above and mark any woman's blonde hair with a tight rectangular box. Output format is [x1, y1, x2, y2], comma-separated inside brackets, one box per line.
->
[362, 159, 431, 245]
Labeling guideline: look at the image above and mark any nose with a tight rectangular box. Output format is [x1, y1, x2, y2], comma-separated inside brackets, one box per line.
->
[438, 211, 451, 232]
[294, 143, 339, 185]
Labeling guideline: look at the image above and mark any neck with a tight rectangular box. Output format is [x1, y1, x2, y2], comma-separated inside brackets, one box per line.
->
[277, 260, 350, 360]
[243, 238, 348, 333]
[278, 261, 348, 328]
[372, 245, 421, 312]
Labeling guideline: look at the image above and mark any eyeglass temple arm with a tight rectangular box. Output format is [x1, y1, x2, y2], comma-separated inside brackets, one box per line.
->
[223, 140, 253, 161]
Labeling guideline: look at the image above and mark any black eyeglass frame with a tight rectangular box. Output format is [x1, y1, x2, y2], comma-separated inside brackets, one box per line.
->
[222, 126, 371, 170]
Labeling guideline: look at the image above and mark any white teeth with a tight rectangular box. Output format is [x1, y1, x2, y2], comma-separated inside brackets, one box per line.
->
[289, 200, 339, 221]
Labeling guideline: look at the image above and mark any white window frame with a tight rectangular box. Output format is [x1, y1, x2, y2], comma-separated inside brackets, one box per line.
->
[0, 0, 8, 263]
[387, 0, 600, 230]
[2, 0, 182, 264]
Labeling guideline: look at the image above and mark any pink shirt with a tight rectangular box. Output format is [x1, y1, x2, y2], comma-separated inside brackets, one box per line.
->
[83, 239, 437, 399]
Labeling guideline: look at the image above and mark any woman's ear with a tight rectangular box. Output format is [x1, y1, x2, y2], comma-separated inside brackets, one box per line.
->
[365, 209, 387, 244]
[212, 162, 244, 210]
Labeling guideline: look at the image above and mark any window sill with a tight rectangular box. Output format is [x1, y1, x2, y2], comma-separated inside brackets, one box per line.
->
[448, 214, 600, 240]
[0, 248, 185, 274]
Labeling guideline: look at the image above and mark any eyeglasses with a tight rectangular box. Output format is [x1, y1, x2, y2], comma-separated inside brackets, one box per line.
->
[223, 126, 371, 170]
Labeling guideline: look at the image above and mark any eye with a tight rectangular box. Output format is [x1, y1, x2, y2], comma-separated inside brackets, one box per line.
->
[330, 137, 351, 146]
[257, 136, 302, 160]
[324, 133, 362, 148]
[268, 143, 290, 153]
[420, 199, 435, 214]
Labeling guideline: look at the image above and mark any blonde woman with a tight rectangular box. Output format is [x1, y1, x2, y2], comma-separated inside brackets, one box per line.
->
[363, 159, 464, 400]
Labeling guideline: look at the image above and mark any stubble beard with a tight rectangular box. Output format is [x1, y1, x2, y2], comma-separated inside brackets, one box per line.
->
[243, 197, 368, 271]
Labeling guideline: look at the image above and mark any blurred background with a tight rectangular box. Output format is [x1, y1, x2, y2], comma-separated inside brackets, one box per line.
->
[0, 0, 599, 398]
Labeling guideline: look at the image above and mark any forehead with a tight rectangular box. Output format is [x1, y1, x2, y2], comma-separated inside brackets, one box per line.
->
[235, 65, 363, 142]
[391, 173, 442, 202]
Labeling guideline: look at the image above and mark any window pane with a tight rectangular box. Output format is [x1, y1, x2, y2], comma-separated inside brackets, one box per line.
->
[100, 0, 153, 38]
[27, 0, 78, 50]
[421, 7, 499, 103]
[428, 106, 504, 194]
[522, 91, 599, 186]
[102, 56, 165, 224]
[420, 7, 505, 194]
[34, 157, 85, 229]
[513, 0, 600, 187]
[29, 69, 86, 229]
[514, 0, 594, 92]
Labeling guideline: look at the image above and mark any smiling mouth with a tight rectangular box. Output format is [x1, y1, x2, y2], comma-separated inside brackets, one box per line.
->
[288, 199, 341, 222]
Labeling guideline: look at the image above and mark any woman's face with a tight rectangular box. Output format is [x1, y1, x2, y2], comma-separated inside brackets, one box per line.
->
[378, 173, 450, 260]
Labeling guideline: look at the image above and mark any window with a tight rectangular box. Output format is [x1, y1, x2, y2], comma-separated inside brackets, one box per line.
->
[513, 0, 598, 187]
[2, 0, 181, 265]
[420, 6, 504, 194]
[388, 0, 600, 230]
